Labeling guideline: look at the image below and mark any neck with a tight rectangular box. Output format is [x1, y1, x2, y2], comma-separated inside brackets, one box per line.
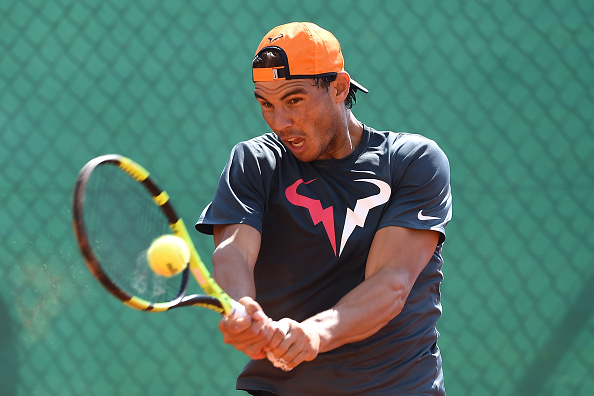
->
[347, 111, 364, 151]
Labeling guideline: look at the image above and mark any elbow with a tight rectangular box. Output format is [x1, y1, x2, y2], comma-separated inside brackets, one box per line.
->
[387, 288, 408, 320]
[382, 269, 415, 320]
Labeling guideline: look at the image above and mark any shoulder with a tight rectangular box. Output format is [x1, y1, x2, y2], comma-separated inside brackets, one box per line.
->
[367, 128, 449, 169]
[399, 134, 449, 171]
[234, 133, 285, 156]
[230, 133, 289, 168]
[367, 128, 441, 151]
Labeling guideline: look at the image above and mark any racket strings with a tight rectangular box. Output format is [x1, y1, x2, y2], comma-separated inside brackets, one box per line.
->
[83, 164, 185, 304]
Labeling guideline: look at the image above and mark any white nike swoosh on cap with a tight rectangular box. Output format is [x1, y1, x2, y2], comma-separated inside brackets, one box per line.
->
[418, 210, 441, 221]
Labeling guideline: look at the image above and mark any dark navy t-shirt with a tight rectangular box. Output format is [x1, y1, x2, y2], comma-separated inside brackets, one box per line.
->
[196, 126, 452, 395]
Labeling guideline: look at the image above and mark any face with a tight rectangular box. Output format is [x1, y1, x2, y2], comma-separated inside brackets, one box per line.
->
[254, 79, 349, 161]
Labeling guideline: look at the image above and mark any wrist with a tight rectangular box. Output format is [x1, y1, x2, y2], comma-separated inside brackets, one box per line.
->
[302, 310, 338, 354]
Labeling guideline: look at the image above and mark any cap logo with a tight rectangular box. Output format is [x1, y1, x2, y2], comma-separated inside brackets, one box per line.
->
[268, 34, 284, 43]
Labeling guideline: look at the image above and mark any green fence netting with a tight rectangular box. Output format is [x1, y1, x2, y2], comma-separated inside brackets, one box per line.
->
[1, 0, 593, 395]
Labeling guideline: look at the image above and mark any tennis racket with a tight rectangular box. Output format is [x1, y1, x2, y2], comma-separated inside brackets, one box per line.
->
[72, 154, 290, 370]
[72, 154, 289, 369]
[72, 153, 248, 317]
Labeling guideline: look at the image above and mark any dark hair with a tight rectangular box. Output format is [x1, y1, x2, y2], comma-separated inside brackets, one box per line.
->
[253, 49, 358, 109]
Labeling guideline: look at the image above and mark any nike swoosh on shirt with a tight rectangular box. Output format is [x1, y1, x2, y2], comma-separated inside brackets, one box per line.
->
[418, 210, 441, 221]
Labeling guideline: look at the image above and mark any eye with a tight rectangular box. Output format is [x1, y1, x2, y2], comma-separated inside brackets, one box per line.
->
[287, 97, 303, 105]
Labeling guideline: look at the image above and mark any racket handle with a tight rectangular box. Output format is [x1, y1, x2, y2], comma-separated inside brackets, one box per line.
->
[228, 301, 288, 335]
[228, 299, 248, 318]
[228, 299, 288, 335]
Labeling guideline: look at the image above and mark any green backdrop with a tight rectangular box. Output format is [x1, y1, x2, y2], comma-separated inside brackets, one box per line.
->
[1, 0, 593, 395]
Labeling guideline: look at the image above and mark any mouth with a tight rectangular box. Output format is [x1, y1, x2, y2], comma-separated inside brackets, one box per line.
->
[287, 137, 305, 149]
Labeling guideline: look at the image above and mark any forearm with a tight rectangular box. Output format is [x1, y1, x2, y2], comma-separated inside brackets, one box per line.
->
[211, 224, 288, 361]
[301, 266, 409, 353]
[212, 224, 261, 301]
[263, 228, 438, 370]
[212, 240, 256, 300]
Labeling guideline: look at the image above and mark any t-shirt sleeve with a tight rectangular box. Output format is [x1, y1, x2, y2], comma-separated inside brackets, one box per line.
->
[195, 141, 268, 235]
[379, 135, 452, 242]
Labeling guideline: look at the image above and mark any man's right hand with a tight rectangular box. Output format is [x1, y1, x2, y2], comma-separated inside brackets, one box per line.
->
[218, 296, 284, 360]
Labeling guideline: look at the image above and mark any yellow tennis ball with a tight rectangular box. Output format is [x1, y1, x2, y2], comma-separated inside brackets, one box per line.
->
[147, 235, 190, 277]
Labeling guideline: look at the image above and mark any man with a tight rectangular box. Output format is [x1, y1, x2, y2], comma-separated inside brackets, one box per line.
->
[196, 22, 452, 395]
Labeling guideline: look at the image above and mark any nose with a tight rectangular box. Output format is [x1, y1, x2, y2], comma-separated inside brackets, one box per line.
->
[271, 108, 293, 132]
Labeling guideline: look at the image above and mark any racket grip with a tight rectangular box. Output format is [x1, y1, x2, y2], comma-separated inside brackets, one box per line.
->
[229, 300, 288, 335]
[228, 299, 248, 318]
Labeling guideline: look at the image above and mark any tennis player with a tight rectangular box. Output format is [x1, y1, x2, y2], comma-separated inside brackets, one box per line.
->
[196, 22, 452, 395]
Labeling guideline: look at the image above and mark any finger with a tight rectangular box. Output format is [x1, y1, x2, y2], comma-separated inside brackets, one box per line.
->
[238, 297, 271, 328]
[219, 313, 251, 336]
[266, 321, 293, 371]
[242, 321, 275, 356]
[232, 317, 282, 358]
[253, 318, 287, 353]
[250, 350, 268, 360]
[239, 297, 266, 317]
[264, 320, 289, 351]
[271, 326, 319, 371]
[271, 356, 292, 371]
[272, 344, 306, 372]
[259, 321, 289, 370]
[268, 346, 292, 371]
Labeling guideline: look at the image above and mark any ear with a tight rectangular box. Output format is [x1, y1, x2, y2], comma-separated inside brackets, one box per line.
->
[333, 71, 351, 103]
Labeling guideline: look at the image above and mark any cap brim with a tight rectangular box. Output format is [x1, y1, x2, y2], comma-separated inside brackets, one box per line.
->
[350, 78, 369, 93]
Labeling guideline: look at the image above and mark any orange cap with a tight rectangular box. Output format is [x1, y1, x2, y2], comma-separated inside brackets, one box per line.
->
[253, 22, 368, 93]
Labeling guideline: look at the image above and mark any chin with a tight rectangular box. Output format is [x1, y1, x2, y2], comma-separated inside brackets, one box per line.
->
[293, 152, 317, 162]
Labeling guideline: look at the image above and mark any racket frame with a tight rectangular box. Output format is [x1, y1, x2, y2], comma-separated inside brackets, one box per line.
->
[72, 154, 242, 315]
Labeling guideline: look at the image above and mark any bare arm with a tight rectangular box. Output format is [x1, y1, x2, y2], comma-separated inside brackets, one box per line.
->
[212, 223, 284, 359]
[270, 226, 440, 368]
[212, 223, 261, 300]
